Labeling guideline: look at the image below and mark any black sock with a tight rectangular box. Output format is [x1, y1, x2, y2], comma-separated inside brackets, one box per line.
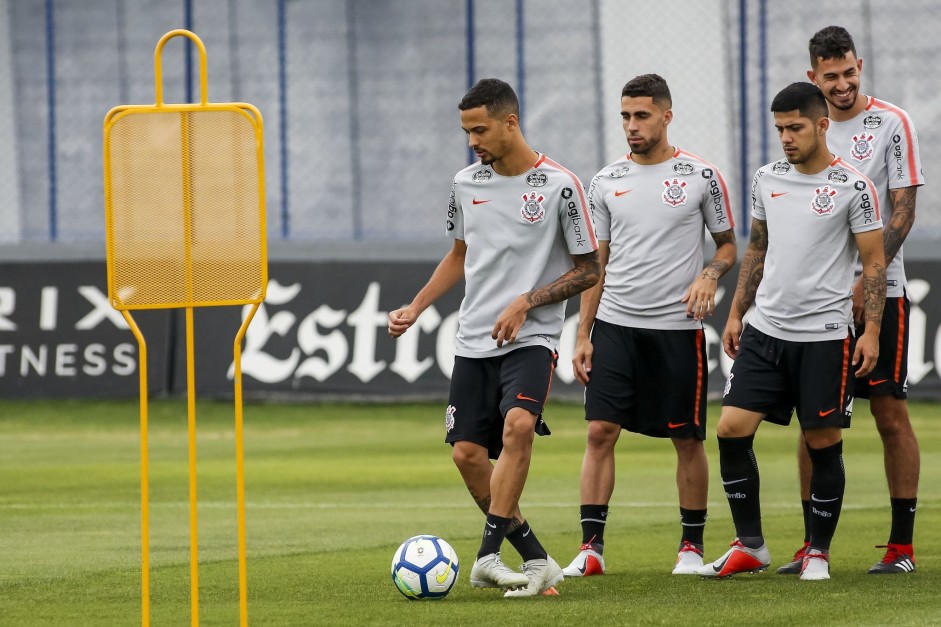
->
[889, 498, 917, 546]
[579, 504, 608, 550]
[801, 499, 811, 543]
[477, 514, 513, 559]
[506, 520, 548, 562]
[718, 435, 762, 540]
[679, 507, 707, 550]
[807, 440, 845, 552]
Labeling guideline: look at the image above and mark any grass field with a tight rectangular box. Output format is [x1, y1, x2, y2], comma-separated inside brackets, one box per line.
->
[0, 398, 939, 626]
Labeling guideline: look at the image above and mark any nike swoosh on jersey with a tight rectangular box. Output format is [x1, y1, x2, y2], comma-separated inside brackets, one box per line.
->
[472, 198, 490, 205]
[667, 421, 687, 429]
[771, 191, 788, 198]
[818, 408, 837, 417]
[614, 189, 632, 197]
[869, 379, 888, 386]
[516, 393, 539, 402]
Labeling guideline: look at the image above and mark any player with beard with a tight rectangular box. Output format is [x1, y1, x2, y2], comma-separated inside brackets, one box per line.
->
[698, 82, 886, 581]
[389, 78, 599, 597]
[776, 26, 925, 576]
[561, 74, 736, 578]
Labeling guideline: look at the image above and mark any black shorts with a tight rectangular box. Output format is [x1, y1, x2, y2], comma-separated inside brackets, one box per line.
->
[854, 296, 909, 400]
[722, 325, 854, 430]
[445, 346, 556, 460]
[584, 320, 707, 440]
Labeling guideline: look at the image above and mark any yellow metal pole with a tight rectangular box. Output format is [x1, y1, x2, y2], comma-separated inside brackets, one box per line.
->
[233, 302, 259, 627]
[122, 311, 150, 627]
[185, 307, 199, 626]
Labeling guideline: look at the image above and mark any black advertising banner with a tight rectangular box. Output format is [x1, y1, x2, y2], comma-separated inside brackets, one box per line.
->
[0, 262, 169, 398]
[3, 260, 941, 400]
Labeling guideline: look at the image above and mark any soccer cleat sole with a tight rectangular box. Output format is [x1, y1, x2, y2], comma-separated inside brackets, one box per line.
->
[561, 553, 605, 577]
[470, 578, 528, 590]
[868, 560, 916, 574]
[776, 558, 803, 575]
[700, 551, 770, 578]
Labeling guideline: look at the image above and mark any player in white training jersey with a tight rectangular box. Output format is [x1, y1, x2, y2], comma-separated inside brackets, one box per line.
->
[561, 74, 736, 578]
[388, 78, 599, 597]
[777, 26, 924, 576]
[699, 82, 886, 581]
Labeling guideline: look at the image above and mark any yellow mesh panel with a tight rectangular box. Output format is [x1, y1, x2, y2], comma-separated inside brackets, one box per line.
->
[106, 107, 265, 310]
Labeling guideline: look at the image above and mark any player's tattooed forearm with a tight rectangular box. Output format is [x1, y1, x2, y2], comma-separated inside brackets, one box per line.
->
[749, 219, 769, 251]
[701, 230, 735, 280]
[732, 220, 767, 316]
[733, 254, 764, 317]
[884, 187, 917, 266]
[526, 251, 600, 309]
[701, 260, 729, 281]
[863, 262, 887, 327]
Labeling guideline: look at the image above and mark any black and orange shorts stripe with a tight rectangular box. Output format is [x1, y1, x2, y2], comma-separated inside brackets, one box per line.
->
[722, 325, 854, 430]
[854, 296, 909, 399]
[445, 346, 556, 460]
[584, 319, 707, 440]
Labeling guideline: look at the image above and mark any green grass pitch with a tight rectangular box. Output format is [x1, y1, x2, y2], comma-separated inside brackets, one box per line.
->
[0, 398, 939, 625]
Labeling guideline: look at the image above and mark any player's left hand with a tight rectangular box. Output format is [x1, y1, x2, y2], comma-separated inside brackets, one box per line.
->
[492, 295, 531, 347]
[681, 273, 718, 320]
[853, 330, 880, 378]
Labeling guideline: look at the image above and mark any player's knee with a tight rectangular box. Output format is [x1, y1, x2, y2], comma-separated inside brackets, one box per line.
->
[586, 420, 619, 451]
[502, 412, 536, 448]
[451, 441, 487, 472]
[672, 436, 705, 459]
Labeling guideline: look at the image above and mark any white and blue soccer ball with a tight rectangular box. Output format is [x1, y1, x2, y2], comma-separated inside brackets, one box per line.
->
[391, 535, 459, 600]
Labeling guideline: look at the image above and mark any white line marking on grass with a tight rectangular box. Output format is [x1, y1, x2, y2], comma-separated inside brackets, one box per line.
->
[0, 501, 896, 511]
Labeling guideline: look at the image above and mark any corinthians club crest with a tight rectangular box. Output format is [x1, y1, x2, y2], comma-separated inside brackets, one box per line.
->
[662, 178, 688, 206]
[521, 192, 546, 223]
[811, 185, 838, 216]
[850, 133, 875, 162]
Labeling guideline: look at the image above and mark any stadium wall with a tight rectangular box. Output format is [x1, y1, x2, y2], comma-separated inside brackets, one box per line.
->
[3, 260, 941, 401]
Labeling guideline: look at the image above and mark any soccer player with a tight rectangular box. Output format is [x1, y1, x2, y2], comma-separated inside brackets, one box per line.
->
[388, 78, 600, 597]
[776, 25, 924, 576]
[698, 82, 886, 581]
[560, 74, 736, 579]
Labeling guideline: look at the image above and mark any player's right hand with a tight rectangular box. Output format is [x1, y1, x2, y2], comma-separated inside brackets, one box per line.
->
[722, 317, 743, 359]
[572, 338, 593, 386]
[388, 307, 416, 338]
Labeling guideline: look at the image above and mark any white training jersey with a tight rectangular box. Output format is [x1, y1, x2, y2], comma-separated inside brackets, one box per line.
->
[448, 153, 598, 357]
[589, 149, 734, 330]
[827, 96, 925, 298]
[748, 156, 882, 342]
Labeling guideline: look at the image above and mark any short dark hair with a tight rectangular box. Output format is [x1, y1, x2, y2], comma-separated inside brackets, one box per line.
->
[808, 25, 857, 66]
[458, 78, 519, 118]
[770, 82, 829, 121]
[621, 73, 672, 108]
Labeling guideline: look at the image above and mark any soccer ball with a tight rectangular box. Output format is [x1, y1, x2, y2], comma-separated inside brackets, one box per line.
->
[391, 535, 459, 600]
